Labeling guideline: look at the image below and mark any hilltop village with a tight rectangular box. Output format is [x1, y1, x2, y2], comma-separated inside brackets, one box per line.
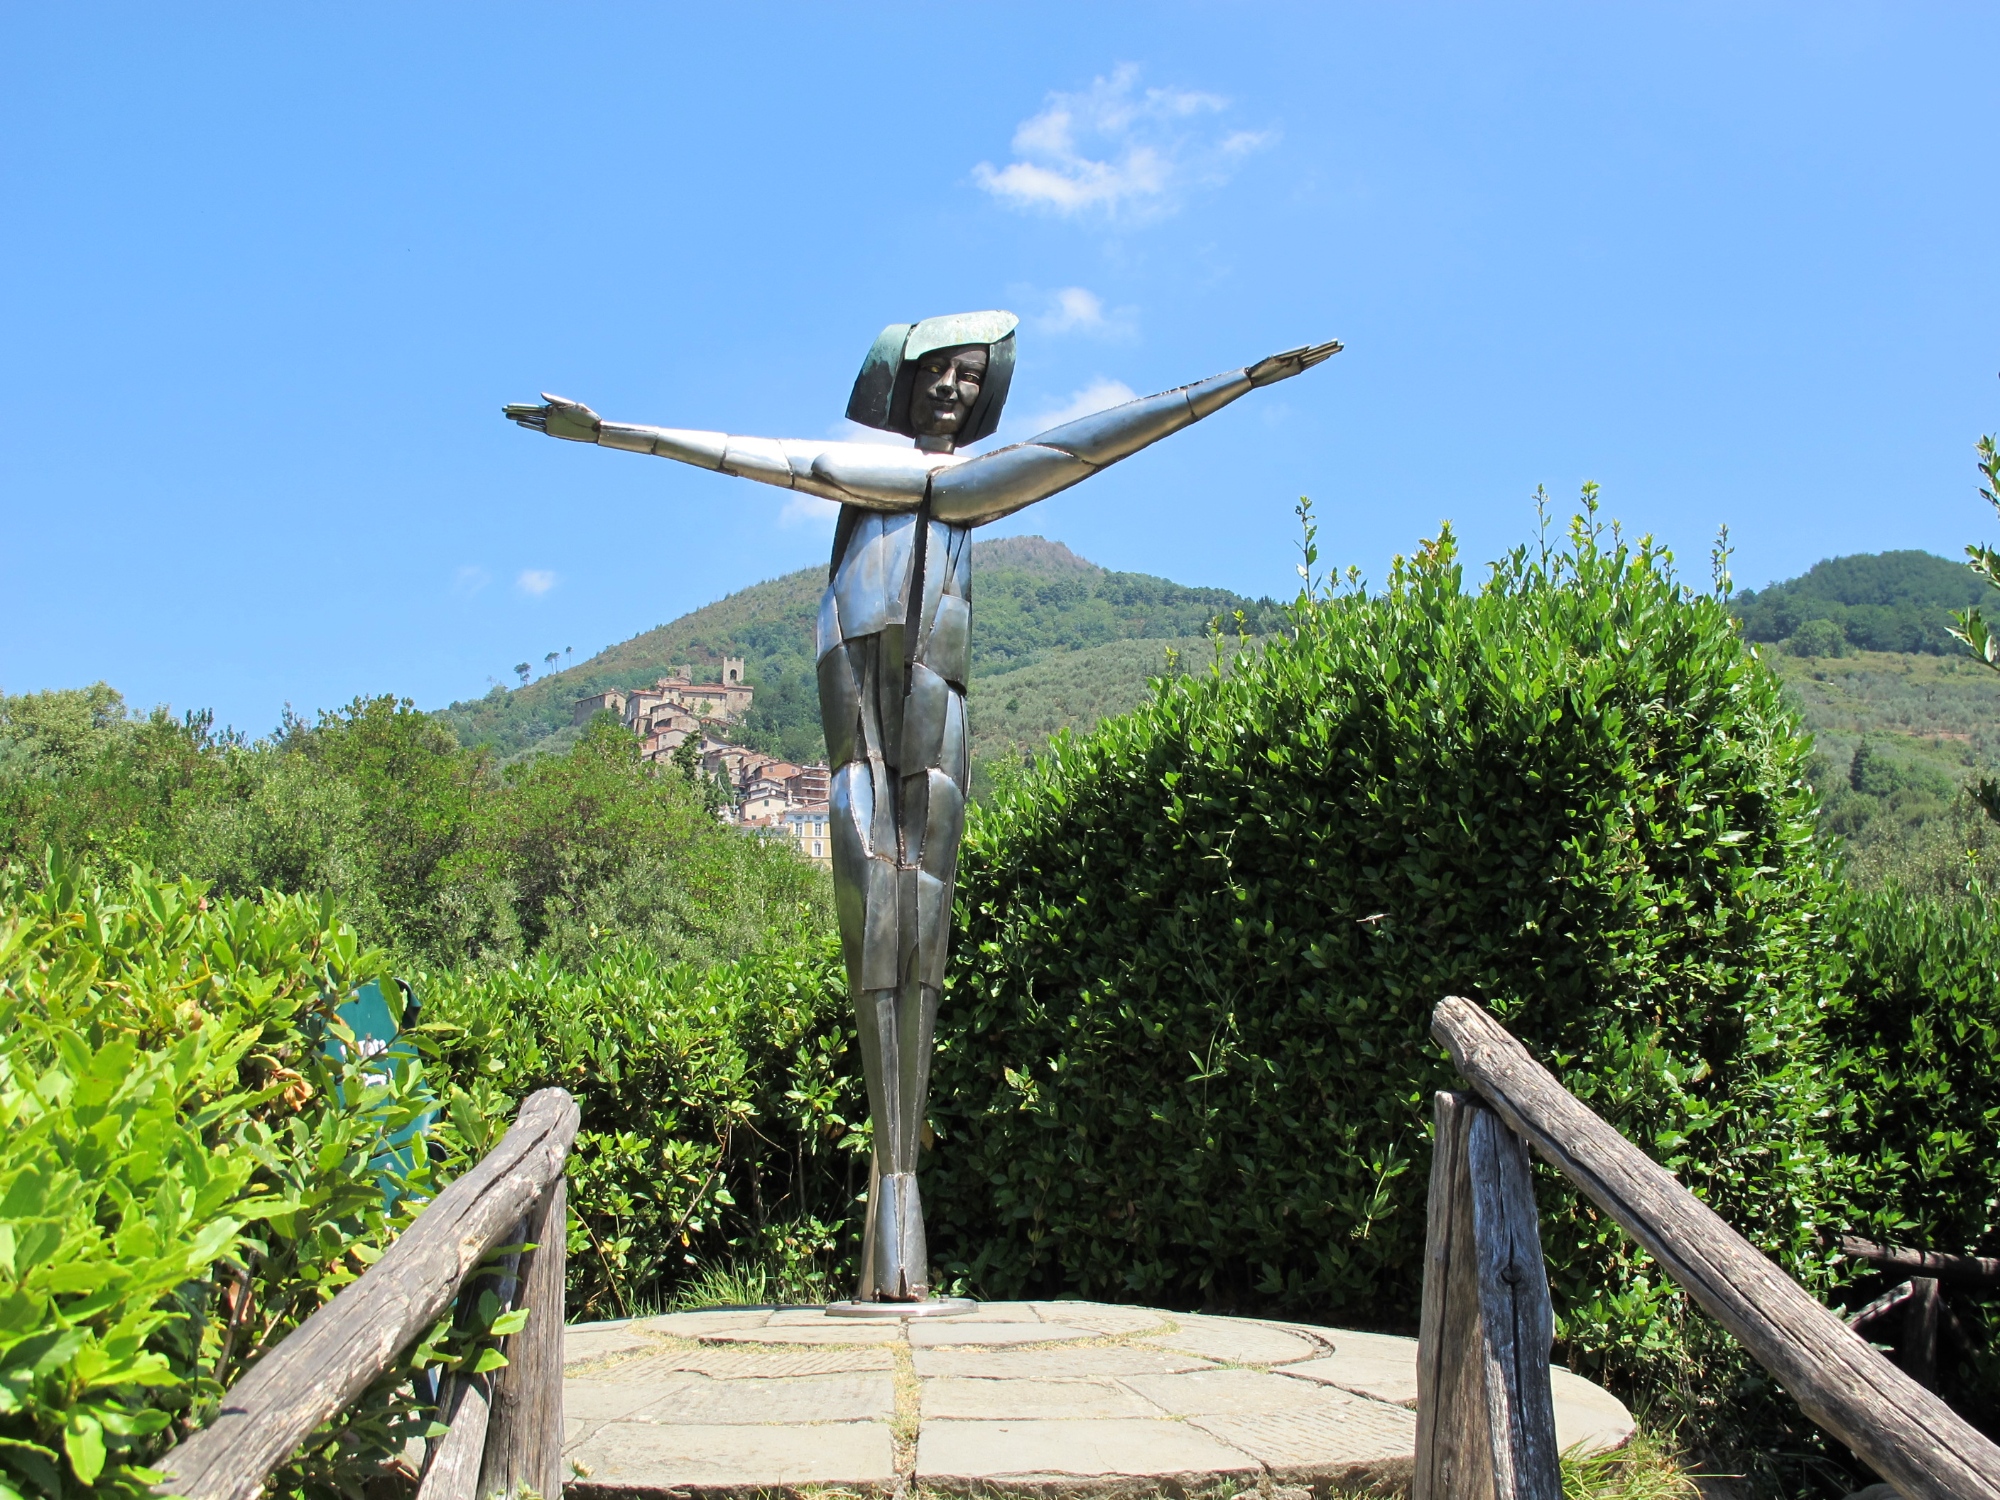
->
[573, 661, 831, 868]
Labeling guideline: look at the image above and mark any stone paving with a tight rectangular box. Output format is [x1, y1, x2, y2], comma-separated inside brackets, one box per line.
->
[560, 1301, 1633, 1498]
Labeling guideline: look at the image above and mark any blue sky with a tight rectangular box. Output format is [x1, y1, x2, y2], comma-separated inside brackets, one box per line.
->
[5, 4, 1997, 733]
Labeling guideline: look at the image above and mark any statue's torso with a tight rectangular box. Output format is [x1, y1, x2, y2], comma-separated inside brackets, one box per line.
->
[816, 506, 971, 996]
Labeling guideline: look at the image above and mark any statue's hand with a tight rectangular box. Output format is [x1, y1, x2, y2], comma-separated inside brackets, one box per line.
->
[1246, 340, 1343, 387]
[502, 392, 602, 442]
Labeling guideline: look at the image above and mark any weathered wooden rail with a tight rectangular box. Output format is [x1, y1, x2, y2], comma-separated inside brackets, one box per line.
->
[1415, 996, 2000, 1500]
[157, 1087, 580, 1500]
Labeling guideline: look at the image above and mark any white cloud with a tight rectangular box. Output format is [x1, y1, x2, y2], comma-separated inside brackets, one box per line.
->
[780, 492, 840, 530]
[1019, 378, 1139, 436]
[1042, 287, 1105, 332]
[452, 564, 490, 597]
[516, 569, 557, 597]
[973, 64, 1273, 221]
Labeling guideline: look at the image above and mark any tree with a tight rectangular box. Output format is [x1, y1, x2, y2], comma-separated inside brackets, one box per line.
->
[1786, 617, 1847, 658]
[670, 733, 701, 781]
[1947, 430, 2000, 819]
[544, 651, 559, 675]
[514, 662, 532, 688]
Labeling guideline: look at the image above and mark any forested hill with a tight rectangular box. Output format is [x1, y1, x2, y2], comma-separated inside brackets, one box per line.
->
[1731, 549, 1985, 654]
[438, 536, 1285, 764]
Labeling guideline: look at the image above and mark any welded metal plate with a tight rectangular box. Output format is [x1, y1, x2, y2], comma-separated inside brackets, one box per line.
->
[1032, 388, 1192, 466]
[930, 444, 1095, 525]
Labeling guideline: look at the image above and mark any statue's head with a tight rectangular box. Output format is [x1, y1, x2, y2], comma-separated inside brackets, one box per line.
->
[845, 310, 1018, 449]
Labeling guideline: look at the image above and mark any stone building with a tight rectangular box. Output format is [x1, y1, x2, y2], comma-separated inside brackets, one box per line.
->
[571, 664, 828, 866]
[573, 659, 754, 765]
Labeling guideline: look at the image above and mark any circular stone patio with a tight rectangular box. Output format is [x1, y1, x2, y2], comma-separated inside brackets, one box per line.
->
[558, 1301, 1633, 1497]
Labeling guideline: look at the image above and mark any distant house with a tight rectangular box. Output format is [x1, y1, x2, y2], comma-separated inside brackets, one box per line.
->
[572, 690, 628, 725]
[780, 801, 832, 869]
[738, 778, 791, 823]
[787, 764, 830, 804]
[572, 658, 753, 763]
[571, 672, 829, 856]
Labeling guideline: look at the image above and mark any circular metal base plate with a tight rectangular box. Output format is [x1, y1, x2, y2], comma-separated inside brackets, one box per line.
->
[824, 1297, 979, 1320]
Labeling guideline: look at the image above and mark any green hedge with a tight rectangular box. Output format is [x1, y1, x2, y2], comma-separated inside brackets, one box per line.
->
[417, 940, 860, 1318]
[927, 518, 1850, 1466]
[1826, 883, 2000, 1428]
[0, 862, 509, 1500]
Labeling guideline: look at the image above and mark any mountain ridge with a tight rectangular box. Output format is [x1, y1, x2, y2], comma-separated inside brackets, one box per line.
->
[439, 536, 1283, 763]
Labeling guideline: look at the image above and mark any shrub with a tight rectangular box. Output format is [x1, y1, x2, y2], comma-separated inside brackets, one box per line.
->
[1825, 883, 2000, 1425]
[0, 860, 506, 1500]
[417, 938, 861, 1318]
[1786, 618, 1849, 658]
[930, 506, 1850, 1476]
[0, 697, 834, 976]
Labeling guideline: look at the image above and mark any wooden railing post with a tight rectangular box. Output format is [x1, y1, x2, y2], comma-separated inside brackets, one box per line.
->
[1431, 996, 2000, 1500]
[156, 1089, 580, 1500]
[414, 1249, 516, 1500]
[1415, 1091, 1561, 1500]
[478, 1175, 567, 1500]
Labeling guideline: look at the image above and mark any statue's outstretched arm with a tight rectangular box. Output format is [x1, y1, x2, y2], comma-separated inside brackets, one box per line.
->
[501, 395, 948, 512]
[929, 340, 1341, 526]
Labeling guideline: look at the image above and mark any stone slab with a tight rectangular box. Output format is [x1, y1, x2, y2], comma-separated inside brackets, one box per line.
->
[906, 1321, 1097, 1348]
[633, 1309, 774, 1336]
[1188, 1399, 1417, 1486]
[914, 1344, 1216, 1380]
[1138, 1314, 1324, 1367]
[567, 1378, 683, 1423]
[621, 1373, 894, 1425]
[1119, 1367, 1359, 1418]
[563, 1325, 663, 1368]
[1274, 1331, 1635, 1456]
[1027, 1304, 1174, 1336]
[917, 1304, 1046, 1324]
[917, 1418, 1261, 1487]
[566, 1419, 894, 1494]
[1279, 1352, 1419, 1407]
[562, 1300, 1635, 1496]
[1552, 1367, 1637, 1456]
[698, 1322, 903, 1345]
[922, 1376, 1161, 1421]
[613, 1346, 894, 1379]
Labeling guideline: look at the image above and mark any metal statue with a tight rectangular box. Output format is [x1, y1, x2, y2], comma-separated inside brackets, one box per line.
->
[505, 314, 1340, 1304]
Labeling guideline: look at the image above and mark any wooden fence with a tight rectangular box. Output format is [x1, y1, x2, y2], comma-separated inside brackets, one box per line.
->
[156, 1087, 580, 1500]
[1415, 996, 2000, 1500]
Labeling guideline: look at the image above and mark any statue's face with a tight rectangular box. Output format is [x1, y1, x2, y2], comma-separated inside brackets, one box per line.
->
[907, 345, 988, 439]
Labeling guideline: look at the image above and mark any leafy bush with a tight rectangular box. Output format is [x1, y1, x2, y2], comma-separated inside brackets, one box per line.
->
[418, 939, 861, 1318]
[0, 860, 505, 1500]
[929, 505, 1850, 1476]
[1821, 883, 2000, 1427]
[1733, 549, 1985, 655]
[0, 698, 832, 975]
[1786, 618, 1849, 658]
[1831, 883, 2000, 1246]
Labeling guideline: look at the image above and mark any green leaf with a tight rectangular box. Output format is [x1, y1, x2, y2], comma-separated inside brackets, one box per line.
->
[64, 1410, 106, 1485]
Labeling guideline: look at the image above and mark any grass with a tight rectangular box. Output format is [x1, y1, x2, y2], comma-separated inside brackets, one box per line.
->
[1763, 647, 2000, 900]
[667, 1259, 836, 1311]
[1562, 1429, 1703, 1500]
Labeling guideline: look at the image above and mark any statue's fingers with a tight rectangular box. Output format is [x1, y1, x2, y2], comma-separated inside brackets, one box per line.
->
[1300, 340, 1344, 367]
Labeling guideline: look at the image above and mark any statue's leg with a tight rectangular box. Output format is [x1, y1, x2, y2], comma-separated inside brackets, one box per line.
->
[873, 521, 974, 1301]
[821, 513, 970, 1303]
[822, 627, 911, 1299]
